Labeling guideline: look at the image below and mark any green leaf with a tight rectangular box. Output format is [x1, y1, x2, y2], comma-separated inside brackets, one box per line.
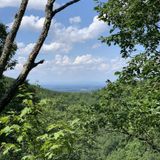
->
[54, 130, 64, 140]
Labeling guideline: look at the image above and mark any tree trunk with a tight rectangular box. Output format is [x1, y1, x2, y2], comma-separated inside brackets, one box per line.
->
[0, 0, 29, 78]
[0, 0, 80, 112]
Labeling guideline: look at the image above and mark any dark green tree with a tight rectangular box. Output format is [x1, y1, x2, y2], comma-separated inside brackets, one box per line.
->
[0, 23, 17, 98]
[0, 23, 17, 71]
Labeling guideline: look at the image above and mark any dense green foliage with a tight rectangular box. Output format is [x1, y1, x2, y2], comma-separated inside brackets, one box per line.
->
[97, 67, 160, 151]
[93, 0, 160, 156]
[1, 0, 160, 159]
[0, 83, 98, 159]
[95, 0, 160, 57]
[1, 83, 160, 159]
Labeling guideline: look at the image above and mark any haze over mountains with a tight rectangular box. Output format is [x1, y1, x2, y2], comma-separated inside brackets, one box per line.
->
[43, 82, 105, 92]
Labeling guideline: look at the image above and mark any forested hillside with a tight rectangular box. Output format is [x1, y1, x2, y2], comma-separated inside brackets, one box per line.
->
[0, 0, 160, 159]
[1, 76, 160, 160]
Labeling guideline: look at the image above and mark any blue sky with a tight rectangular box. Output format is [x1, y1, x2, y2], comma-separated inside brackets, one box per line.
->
[0, 0, 125, 85]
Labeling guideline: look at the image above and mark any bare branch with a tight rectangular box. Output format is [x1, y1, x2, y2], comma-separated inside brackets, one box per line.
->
[0, 0, 29, 78]
[52, 0, 80, 16]
[32, 60, 45, 68]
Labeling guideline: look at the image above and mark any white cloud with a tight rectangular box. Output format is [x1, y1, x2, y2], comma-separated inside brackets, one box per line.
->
[17, 42, 35, 55]
[0, 0, 21, 8]
[16, 41, 72, 55]
[69, 16, 81, 24]
[12, 54, 125, 73]
[42, 42, 71, 54]
[13, 15, 107, 55]
[0, 0, 59, 10]
[50, 16, 107, 53]
[21, 15, 45, 30]
[54, 16, 106, 43]
[14, 56, 26, 71]
[34, 54, 125, 73]
[54, 55, 71, 65]
[8, 15, 45, 30]
[73, 54, 101, 65]
[12, 15, 106, 43]
[17, 42, 25, 48]
[5, 54, 126, 84]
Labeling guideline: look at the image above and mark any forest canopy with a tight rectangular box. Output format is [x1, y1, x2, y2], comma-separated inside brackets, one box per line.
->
[0, 0, 160, 159]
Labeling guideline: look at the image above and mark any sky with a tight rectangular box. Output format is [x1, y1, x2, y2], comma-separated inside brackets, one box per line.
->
[0, 0, 126, 85]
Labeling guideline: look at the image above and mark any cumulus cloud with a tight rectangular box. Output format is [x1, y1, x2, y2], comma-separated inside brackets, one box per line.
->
[8, 15, 45, 30]
[54, 16, 106, 43]
[11, 54, 125, 73]
[42, 42, 72, 54]
[17, 41, 72, 55]
[33, 54, 125, 74]
[5, 54, 126, 84]
[12, 15, 106, 42]
[14, 56, 26, 71]
[0, 0, 59, 10]
[20, 16, 45, 30]
[17, 42, 35, 55]
[73, 54, 101, 65]
[13, 15, 107, 55]
[69, 16, 81, 24]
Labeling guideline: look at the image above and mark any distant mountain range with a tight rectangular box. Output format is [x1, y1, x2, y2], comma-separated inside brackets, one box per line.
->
[42, 83, 105, 92]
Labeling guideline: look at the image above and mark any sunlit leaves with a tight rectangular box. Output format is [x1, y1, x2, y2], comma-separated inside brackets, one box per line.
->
[95, 0, 160, 57]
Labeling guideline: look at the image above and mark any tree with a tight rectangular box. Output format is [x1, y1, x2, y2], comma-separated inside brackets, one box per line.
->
[0, 24, 17, 71]
[0, 0, 28, 77]
[0, 86, 98, 159]
[94, 0, 160, 152]
[0, 0, 80, 112]
[0, 24, 17, 98]
[95, 0, 160, 57]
